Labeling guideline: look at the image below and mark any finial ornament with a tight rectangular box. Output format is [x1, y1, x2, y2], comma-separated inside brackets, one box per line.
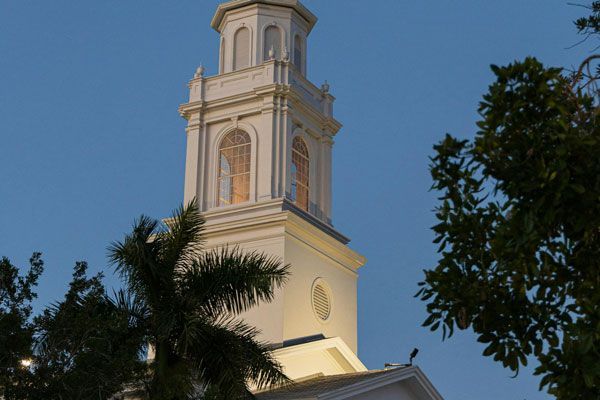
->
[282, 46, 289, 62]
[194, 65, 205, 78]
[269, 45, 275, 60]
[321, 80, 330, 93]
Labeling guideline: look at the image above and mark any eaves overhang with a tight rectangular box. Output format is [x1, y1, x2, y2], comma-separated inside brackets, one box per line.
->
[255, 365, 444, 400]
[211, 0, 318, 33]
[318, 366, 445, 400]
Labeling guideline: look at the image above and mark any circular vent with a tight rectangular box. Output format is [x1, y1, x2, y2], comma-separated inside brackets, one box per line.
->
[312, 280, 332, 321]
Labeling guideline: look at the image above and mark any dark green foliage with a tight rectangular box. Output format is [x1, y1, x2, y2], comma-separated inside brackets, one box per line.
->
[25, 262, 147, 400]
[573, 2, 600, 92]
[0, 254, 43, 398]
[108, 200, 290, 399]
[417, 57, 600, 399]
[1, 200, 289, 399]
[575, 1, 600, 38]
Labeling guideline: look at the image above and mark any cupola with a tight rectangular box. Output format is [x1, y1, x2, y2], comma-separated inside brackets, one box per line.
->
[211, 0, 317, 75]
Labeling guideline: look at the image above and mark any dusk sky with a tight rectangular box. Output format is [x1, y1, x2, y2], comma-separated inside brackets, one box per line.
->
[0, 1, 591, 399]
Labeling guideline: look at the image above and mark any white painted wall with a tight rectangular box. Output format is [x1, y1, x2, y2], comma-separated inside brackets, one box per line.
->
[284, 233, 358, 352]
[198, 202, 364, 350]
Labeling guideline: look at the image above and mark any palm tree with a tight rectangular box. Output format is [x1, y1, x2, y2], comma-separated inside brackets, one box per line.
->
[108, 201, 290, 399]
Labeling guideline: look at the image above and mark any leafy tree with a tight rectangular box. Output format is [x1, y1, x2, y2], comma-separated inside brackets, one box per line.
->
[25, 262, 147, 400]
[574, 2, 600, 94]
[108, 201, 290, 399]
[417, 55, 600, 399]
[575, 1, 600, 45]
[0, 253, 43, 398]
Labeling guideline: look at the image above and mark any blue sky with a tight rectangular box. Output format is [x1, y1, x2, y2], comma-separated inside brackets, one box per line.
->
[0, 1, 591, 399]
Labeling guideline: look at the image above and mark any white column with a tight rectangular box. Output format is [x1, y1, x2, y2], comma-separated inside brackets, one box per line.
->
[183, 71, 205, 209]
[280, 99, 291, 198]
[183, 119, 202, 207]
[322, 136, 334, 224]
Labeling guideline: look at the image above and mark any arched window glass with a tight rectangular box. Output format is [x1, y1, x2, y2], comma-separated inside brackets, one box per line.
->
[233, 28, 250, 71]
[264, 25, 282, 61]
[218, 130, 251, 206]
[293, 35, 303, 71]
[291, 137, 309, 211]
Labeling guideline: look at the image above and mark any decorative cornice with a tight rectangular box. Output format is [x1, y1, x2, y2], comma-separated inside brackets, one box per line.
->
[211, 0, 317, 33]
[272, 337, 367, 373]
[286, 89, 342, 135]
[180, 83, 341, 136]
[198, 199, 365, 273]
[282, 198, 347, 243]
[178, 101, 204, 120]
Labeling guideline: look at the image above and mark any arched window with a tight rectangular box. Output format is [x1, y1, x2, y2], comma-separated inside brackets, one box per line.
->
[291, 137, 309, 211]
[293, 35, 303, 71]
[263, 25, 282, 61]
[233, 28, 250, 71]
[218, 130, 251, 206]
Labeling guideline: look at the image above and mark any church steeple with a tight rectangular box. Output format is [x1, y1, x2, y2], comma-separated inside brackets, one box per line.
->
[180, 0, 339, 226]
[178, 0, 363, 364]
[170, 4, 444, 396]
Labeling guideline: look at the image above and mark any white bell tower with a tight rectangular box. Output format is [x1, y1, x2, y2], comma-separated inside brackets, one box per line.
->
[178, 0, 366, 379]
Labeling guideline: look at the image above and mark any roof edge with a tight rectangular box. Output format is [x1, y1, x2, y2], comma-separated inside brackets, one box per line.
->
[272, 336, 367, 374]
[211, 0, 318, 33]
[320, 366, 445, 400]
[256, 366, 445, 400]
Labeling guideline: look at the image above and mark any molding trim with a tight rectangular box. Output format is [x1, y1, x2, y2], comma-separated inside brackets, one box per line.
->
[198, 199, 366, 273]
[315, 366, 445, 400]
[273, 337, 367, 373]
[211, 0, 318, 33]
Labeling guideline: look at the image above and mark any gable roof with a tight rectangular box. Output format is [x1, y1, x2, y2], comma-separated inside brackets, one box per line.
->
[256, 369, 404, 400]
[256, 365, 444, 400]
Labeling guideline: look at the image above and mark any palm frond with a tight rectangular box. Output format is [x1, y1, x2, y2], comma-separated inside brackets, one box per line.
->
[107, 215, 164, 306]
[160, 199, 206, 273]
[177, 247, 289, 317]
[107, 201, 291, 398]
[179, 316, 289, 398]
[109, 289, 150, 329]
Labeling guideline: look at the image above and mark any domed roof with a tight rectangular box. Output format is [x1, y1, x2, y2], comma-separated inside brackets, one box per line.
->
[211, 0, 318, 33]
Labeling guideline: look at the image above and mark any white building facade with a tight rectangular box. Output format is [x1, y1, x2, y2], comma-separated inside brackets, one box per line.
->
[178, 1, 444, 398]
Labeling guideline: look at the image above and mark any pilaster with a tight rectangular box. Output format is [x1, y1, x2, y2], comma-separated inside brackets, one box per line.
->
[322, 136, 333, 223]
